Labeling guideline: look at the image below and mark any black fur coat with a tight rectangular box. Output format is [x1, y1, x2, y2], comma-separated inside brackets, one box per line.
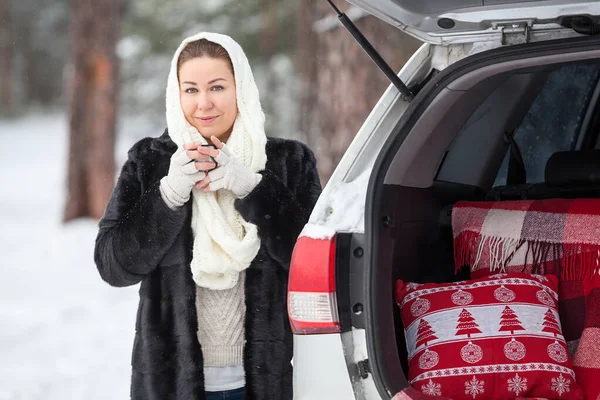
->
[94, 130, 322, 400]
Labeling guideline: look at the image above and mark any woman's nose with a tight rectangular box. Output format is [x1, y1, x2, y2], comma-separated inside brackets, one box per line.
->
[196, 92, 213, 110]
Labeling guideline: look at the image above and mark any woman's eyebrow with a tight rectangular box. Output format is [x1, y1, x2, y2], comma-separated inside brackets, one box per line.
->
[207, 78, 226, 84]
[181, 81, 197, 85]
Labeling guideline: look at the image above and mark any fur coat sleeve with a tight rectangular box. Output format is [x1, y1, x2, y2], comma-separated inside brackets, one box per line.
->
[235, 138, 322, 268]
[94, 138, 188, 287]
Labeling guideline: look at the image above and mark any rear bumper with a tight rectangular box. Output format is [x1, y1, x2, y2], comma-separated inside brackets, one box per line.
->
[292, 334, 355, 399]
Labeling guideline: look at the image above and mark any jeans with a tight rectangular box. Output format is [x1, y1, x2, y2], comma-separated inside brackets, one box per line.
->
[205, 386, 245, 400]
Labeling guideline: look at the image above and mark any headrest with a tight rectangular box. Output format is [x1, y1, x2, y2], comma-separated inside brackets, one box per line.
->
[544, 150, 600, 186]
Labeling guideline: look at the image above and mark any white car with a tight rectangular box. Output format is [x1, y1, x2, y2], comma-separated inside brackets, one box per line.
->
[287, 1, 600, 399]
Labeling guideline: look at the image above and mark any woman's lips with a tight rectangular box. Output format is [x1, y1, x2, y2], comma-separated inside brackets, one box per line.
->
[195, 116, 218, 125]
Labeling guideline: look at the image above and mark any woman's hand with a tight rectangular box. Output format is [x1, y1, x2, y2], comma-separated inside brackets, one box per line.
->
[194, 136, 262, 198]
[159, 144, 216, 208]
[183, 142, 218, 171]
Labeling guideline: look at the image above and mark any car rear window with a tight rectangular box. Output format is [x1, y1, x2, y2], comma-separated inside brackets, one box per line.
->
[493, 64, 600, 186]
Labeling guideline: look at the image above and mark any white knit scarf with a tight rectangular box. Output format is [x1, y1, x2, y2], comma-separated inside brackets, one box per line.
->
[165, 32, 267, 290]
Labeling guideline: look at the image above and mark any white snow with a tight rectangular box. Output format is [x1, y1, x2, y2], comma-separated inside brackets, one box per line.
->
[117, 35, 151, 60]
[301, 168, 371, 240]
[0, 113, 139, 400]
[299, 224, 337, 241]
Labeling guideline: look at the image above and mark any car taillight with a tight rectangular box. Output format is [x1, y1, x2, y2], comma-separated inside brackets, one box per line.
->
[287, 234, 340, 334]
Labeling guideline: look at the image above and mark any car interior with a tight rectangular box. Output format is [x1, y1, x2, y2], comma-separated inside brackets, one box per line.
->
[368, 42, 600, 396]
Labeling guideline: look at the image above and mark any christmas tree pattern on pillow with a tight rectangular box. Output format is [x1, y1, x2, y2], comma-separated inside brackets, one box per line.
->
[396, 273, 583, 399]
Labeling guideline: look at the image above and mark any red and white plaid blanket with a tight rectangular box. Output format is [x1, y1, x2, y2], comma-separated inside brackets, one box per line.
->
[568, 274, 600, 400]
[452, 199, 600, 399]
[452, 199, 600, 279]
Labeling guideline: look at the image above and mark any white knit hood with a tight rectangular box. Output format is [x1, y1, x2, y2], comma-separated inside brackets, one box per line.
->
[165, 32, 267, 290]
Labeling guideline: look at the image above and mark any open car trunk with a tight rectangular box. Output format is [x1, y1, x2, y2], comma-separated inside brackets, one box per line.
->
[363, 35, 600, 398]
[346, 0, 600, 45]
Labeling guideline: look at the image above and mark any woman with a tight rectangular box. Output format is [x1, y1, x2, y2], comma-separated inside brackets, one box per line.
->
[94, 32, 321, 400]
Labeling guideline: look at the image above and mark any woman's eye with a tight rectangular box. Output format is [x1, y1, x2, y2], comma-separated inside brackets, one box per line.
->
[185, 87, 198, 93]
[211, 85, 224, 91]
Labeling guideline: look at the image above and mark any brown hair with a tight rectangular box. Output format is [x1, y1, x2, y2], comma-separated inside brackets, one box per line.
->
[177, 39, 234, 75]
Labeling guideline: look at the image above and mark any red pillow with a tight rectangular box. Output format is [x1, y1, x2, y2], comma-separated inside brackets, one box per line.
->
[395, 273, 583, 399]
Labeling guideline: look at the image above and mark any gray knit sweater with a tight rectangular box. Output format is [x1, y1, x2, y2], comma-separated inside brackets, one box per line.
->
[195, 270, 246, 366]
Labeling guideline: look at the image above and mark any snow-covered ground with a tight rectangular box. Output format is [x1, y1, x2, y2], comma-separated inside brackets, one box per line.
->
[0, 113, 146, 400]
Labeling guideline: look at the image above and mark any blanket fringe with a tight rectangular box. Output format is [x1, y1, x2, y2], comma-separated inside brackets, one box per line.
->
[454, 231, 480, 272]
[454, 232, 600, 280]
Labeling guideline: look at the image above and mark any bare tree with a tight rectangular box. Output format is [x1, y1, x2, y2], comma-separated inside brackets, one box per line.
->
[296, 0, 320, 148]
[259, 0, 279, 59]
[299, 2, 422, 183]
[0, 0, 14, 115]
[64, 0, 123, 221]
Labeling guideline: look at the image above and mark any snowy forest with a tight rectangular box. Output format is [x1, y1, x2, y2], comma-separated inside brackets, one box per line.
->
[0, 0, 421, 219]
[0, 1, 420, 398]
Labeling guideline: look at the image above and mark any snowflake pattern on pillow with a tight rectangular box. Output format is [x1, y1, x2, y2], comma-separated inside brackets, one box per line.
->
[395, 273, 583, 399]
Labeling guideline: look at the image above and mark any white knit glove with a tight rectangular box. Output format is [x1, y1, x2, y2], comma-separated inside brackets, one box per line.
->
[160, 148, 207, 208]
[208, 144, 262, 198]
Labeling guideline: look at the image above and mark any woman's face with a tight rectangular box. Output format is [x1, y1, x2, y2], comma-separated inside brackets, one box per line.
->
[179, 56, 237, 141]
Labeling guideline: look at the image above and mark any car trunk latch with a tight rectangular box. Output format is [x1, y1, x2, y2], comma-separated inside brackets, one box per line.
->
[492, 20, 534, 45]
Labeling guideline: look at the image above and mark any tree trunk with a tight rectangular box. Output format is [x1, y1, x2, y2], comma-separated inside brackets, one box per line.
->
[259, 0, 278, 59]
[20, 22, 36, 105]
[64, 0, 122, 221]
[296, 0, 320, 148]
[300, 3, 422, 184]
[0, 0, 14, 115]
